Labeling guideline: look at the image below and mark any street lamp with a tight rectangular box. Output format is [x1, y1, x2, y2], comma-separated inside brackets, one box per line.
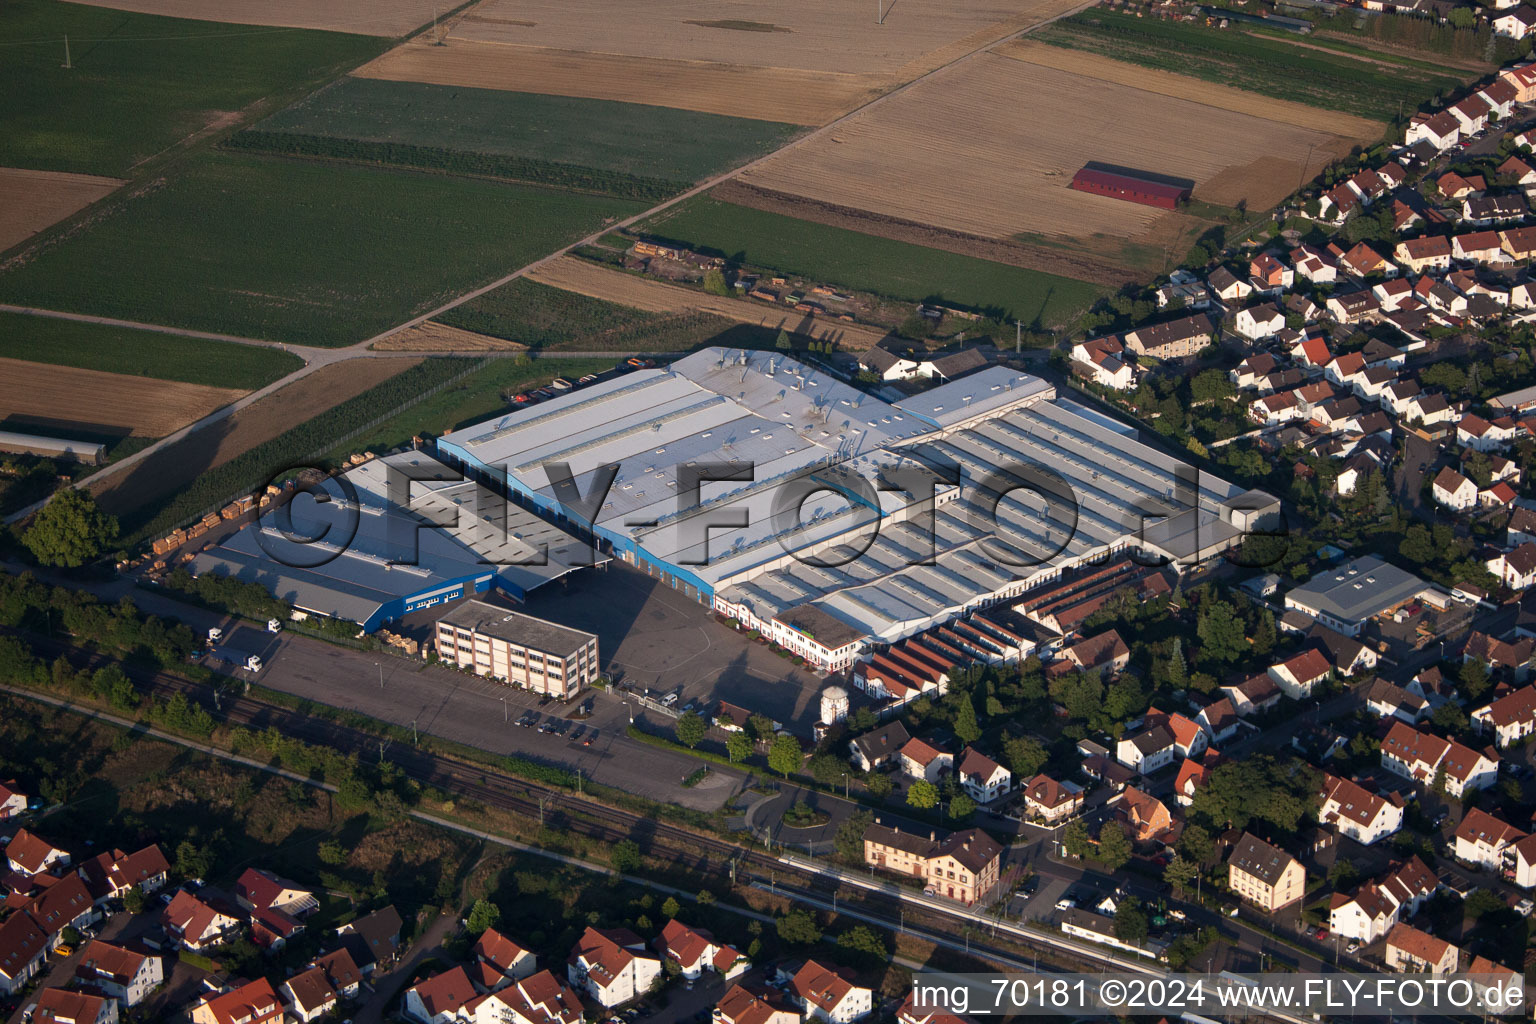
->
[501, 696, 508, 722]
[376, 662, 383, 689]
[622, 701, 634, 724]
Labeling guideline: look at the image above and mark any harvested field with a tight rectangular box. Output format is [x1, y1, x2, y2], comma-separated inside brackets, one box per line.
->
[374, 320, 528, 351]
[738, 51, 1367, 259]
[353, 40, 881, 125]
[91, 357, 419, 518]
[526, 256, 894, 349]
[0, 357, 243, 439]
[66, 0, 441, 35]
[992, 40, 1382, 137]
[445, 0, 1077, 75]
[0, 169, 124, 253]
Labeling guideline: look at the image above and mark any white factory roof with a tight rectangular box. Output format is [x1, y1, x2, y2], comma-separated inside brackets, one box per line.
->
[188, 452, 598, 625]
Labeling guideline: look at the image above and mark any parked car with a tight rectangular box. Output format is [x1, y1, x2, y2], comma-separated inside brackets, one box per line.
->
[1018, 876, 1039, 897]
[1346, 940, 1360, 954]
[1312, 927, 1328, 941]
[1054, 898, 1076, 911]
[662, 693, 680, 707]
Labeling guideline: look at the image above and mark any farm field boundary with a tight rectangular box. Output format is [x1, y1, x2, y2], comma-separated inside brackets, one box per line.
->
[0, 357, 244, 440]
[0, 169, 124, 254]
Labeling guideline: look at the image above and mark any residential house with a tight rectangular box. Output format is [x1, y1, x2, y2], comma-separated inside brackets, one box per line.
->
[1404, 110, 1460, 151]
[190, 979, 285, 1024]
[856, 345, 921, 382]
[1494, 6, 1536, 37]
[77, 845, 170, 905]
[1395, 235, 1453, 273]
[1115, 722, 1177, 775]
[716, 985, 801, 1024]
[33, 989, 117, 1024]
[1121, 314, 1213, 360]
[283, 966, 339, 1023]
[1487, 542, 1536, 589]
[403, 967, 478, 1024]
[1464, 193, 1528, 227]
[789, 960, 873, 1024]
[472, 970, 585, 1024]
[1249, 252, 1293, 292]
[656, 920, 745, 981]
[1449, 93, 1492, 134]
[1268, 648, 1331, 699]
[1227, 832, 1305, 911]
[1291, 244, 1338, 283]
[1339, 242, 1396, 278]
[1072, 337, 1137, 391]
[1453, 231, 1505, 263]
[1117, 786, 1173, 842]
[160, 891, 241, 953]
[6, 829, 70, 878]
[1379, 721, 1500, 797]
[1309, 623, 1378, 676]
[1326, 290, 1381, 324]
[1433, 467, 1478, 511]
[1230, 352, 1278, 390]
[1506, 833, 1536, 888]
[1318, 774, 1405, 846]
[1021, 774, 1084, 823]
[310, 948, 363, 1002]
[0, 913, 47, 995]
[338, 905, 403, 974]
[848, 721, 910, 772]
[27, 873, 96, 946]
[1384, 923, 1459, 974]
[1173, 750, 1221, 808]
[1220, 674, 1283, 717]
[1058, 629, 1130, 677]
[1208, 267, 1253, 305]
[0, 780, 26, 820]
[1472, 685, 1536, 745]
[1458, 413, 1518, 452]
[1365, 678, 1428, 724]
[1500, 224, 1536, 261]
[1453, 807, 1526, 870]
[74, 940, 162, 1008]
[1196, 696, 1240, 743]
[1235, 303, 1286, 341]
[956, 748, 1011, 804]
[472, 927, 537, 990]
[567, 926, 662, 1007]
[897, 736, 952, 784]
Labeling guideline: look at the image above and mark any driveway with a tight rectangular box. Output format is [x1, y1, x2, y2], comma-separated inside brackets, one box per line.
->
[352, 909, 457, 1024]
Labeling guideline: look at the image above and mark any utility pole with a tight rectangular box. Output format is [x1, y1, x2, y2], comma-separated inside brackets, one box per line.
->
[411, 719, 417, 745]
[62, 36, 71, 69]
[1015, 320, 1023, 353]
[501, 696, 508, 722]
[376, 662, 383, 689]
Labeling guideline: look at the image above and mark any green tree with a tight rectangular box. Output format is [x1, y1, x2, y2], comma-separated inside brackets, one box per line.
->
[703, 268, 731, 296]
[866, 773, 894, 799]
[775, 329, 793, 351]
[23, 488, 119, 568]
[1448, 6, 1476, 28]
[726, 731, 753, 764]
[662, 895, 681, 918]
[834, 811, 874, 865]
[122, 887, 146, 914]
[1003, 736, 1048, 778]
[836, 925, 889, 967]
[953, 698, 982, 746]
[777, 909, 821, 947]
[1179, 823, 1214, 865]
[768, 733, 803, 778]
[675, 711, 706, 749]
[1096, 821, 1132, 871]
[175, 841, 212, 880]
[466, 898, 500, 935]
[317, 840, 347, 866]
[611, 839, 642, 874]
[1114, 896, 1150, 944]
[1459, 658, 1492, 702]
[1164, 854, 1199, 895]
[1196, 596, 1247, 664]
[948, 793, 977, 821]
[1062, 819, 1093, 859]
[907, 779, 939, 809]
[810, 754, 846, 786]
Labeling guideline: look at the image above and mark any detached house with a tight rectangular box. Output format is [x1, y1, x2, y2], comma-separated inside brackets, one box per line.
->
[472, 927, 537, 990]
[1405, 110, 1460, 151]
[1453, 807, 1526, 870]
[1235, 303, 1286, 341]
[74, 940, 162, 1008]
[1268, 648, 1331, 699]
[402, 967, 477, 1024]
[1433, 467, 1478, 511]
[656, 920, 745, 981]
[897, 737, 952, 784]
[1122, 314, 1213, 360]
[1117, 786, 1174, 842]
[190, 979, 285, 1024]
[1220, 674, 1283, 717]
[956, 748, 1011, 804]
[1021, 774, 1084, 823]
[1318, 774, 1404, 845]
[1365, 678, 1427, 724]
[1487, 542, 1536, 590]
[568, 927, 662, 1007]
[1072, 337, 1137, 391]
[161, 891, 241, 953]
[1330, 857, 1439, 944]
[0, 780, 26, 821]
[1385, 923, 1459, 974]
[1115, 722, 1177, 775]
[790, 961, 873, 1024]
[283, 966, 339, 1024]
[0, 914, 47, 996]
[1227, 832, 1305, 912]
[717, 985, 800, 1024]
[33, 990, 117, 1024]
[6, 829, 70, 878]
[77, 845, 170, 905]
[848, 721, 910, 772]
[1472, 685, 1536, 745]
[1395, 235, 1453, 273]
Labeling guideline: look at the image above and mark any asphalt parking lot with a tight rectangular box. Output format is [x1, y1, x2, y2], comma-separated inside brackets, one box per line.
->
[494, 564, 834, 731]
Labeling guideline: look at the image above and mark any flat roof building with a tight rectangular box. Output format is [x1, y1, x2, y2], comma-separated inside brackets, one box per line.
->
[435, 599, 598, 700]
[438, 349, 1270, 655]
[1283, 555, 1434, 636]
[188, 452, 601, 632]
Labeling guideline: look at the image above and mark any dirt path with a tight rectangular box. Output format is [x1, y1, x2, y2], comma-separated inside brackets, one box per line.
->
[372, 320, 529, 351]
[526, 255, 894, 349]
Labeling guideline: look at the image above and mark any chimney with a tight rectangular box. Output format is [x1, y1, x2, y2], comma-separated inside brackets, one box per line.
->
[929, 830, 936, 841]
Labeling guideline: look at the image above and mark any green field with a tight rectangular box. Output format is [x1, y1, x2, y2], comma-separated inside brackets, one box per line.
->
[642, 198, 1107, 327]
[240, 78, 801, 196]
[1034, 12, 1470, 122]
[0, 0, 386, 176]
[0, 312, 302, 389]
[316, 355, 614, 462]
[0, 153, 645, 347]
